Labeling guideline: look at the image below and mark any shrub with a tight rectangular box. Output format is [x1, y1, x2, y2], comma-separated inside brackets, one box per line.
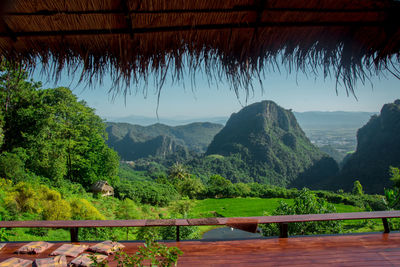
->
[0, 214, 8, 242]
[204, 175, 235, 198]
[69, 198, 105, 220]
[116, 181, 179, 206]
[233, 183, 251, 197]
[169, 198, 194, 217]
[0, 152, 26, 182]
[5, 182, 41, 213]
[42, 199, 71, 220]
[352, 180, 364, 195]
[114, 228, 183, 266]
[39, 185, 73, 220]
[115, 198, 141, 220]
[260, 188, 342, 236]
[174, 176, 205, 199]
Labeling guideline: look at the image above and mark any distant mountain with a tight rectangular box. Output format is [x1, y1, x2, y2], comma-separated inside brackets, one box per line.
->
[106, 122, 223, 160]
[106, 111, 375, 129]
[293, 111, 376, 130]
[190, 100, 339, 186]
[106, 107, 380, 188]
[331, 100, 400, 194]
[106, 115, 228, 126]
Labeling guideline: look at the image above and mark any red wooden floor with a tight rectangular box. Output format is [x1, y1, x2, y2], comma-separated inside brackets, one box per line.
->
[1, 233, 400, 266]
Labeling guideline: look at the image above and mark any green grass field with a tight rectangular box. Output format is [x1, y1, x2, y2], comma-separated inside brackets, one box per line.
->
[189, 197, 388, 235]
[190, 197, 363, 218]
[6, 198, 390, 241]
[190, 198, 294, 218]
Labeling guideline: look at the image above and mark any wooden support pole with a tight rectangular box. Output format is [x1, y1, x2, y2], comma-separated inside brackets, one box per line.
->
[121, 0, 134, 39]
[70, 227, 79, 242]
[279, 223, 288, 238]
[176, 226, 180, 242]
[382, 218, 390, 233]
[0, 18, 16, 42]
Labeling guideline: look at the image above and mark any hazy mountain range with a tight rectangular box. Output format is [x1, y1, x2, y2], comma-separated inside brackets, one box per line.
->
[106, 122, 223, 160]
[106, 111, 376, 130]
[106, 115, 228, 126]
[106, 111, 377, 163]
[106, 100, 399, 193]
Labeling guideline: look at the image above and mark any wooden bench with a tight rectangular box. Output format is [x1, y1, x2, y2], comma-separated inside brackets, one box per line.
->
[1, 211, 399, 241]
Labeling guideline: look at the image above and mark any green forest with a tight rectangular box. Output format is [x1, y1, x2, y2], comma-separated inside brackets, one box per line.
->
[0, 62, 399, 243]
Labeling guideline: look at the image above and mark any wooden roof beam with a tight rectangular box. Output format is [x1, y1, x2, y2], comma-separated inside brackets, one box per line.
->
[4, 6, 400, 16]
[0, 21, 393, 39]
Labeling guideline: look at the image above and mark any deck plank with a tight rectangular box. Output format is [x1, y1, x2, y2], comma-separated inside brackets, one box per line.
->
[0, 233, 399, 266]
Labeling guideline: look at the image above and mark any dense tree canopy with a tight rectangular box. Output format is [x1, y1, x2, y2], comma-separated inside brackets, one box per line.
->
[337, 100, 400, 193]
[0, 63, 119, 188]
[0, 109, 3, 147]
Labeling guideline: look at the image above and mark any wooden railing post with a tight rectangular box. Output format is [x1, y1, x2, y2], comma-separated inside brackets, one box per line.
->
[70, 227, 79, 242]
[382, 218, 390, 233]
[176, 226, 180, 242]
[279, 223, 288, 238]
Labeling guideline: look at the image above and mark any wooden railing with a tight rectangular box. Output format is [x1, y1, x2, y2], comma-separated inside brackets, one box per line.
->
[1, 211, 400, 241]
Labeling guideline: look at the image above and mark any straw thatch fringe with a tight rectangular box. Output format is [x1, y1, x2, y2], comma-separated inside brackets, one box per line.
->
[0, 0, 399, 98]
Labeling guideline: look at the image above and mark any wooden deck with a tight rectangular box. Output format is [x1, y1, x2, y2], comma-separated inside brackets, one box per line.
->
[1, 233, 400, 266]
[2, 211, 399, 241]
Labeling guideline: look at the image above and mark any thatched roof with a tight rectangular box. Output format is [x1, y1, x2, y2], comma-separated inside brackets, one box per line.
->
[91, 180, 113, 193]
[0, 0, 400, 96]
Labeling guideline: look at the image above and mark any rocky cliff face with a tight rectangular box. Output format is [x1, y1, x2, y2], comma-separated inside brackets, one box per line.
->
[207, 100, 305, 159]
[106, 121, 223, 160]
[109, 133, 187, 160]
[206, 100, 336, 186]
[337, 99, 400, 193]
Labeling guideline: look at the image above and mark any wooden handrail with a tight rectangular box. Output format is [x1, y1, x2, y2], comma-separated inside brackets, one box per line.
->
[1, 211, 399, 241]
[1, 211, 399, 228]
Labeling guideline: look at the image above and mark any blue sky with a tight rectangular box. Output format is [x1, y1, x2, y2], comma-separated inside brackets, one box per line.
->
[33, 66, 400, 120]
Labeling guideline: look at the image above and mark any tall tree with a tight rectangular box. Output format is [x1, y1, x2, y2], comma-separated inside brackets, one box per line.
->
[0, 61, 42, 153]
[0, 109, 3, 148]
[35, 87, 119, 186]
[0, 62, 119, 187]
